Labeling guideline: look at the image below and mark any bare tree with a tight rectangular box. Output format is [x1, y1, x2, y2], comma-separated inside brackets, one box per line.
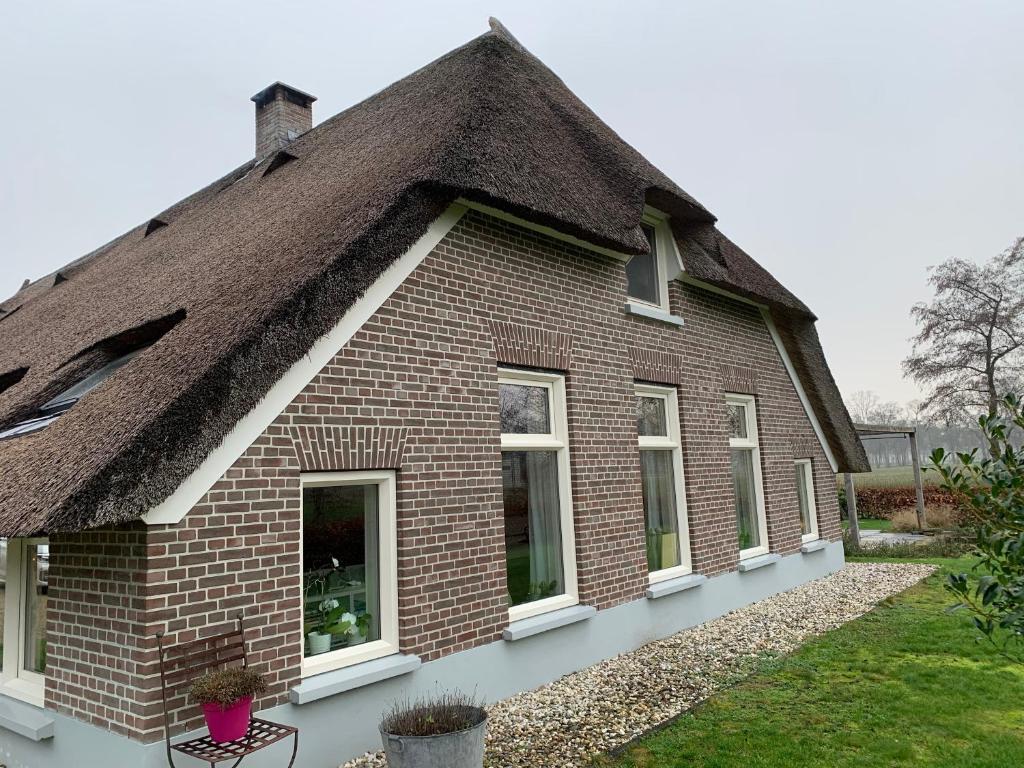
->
[848, 390, 908, 425]
[904, 237, 1024, 453]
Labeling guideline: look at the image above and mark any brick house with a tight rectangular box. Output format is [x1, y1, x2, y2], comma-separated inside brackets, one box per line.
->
[0, 19, 868, 768]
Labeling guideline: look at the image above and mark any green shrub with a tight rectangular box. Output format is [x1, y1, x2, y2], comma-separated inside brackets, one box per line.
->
[847, 486, 968, 520]
[934, 393, 1024, 662]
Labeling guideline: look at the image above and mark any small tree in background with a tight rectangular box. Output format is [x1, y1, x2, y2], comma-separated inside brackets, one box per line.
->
[905, 238, 1024, 456]
[932, 394, 1024, 662]
[847, 389, 909, 426]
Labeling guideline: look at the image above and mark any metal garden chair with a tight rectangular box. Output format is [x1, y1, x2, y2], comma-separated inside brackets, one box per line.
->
[155, 615, 298, 767]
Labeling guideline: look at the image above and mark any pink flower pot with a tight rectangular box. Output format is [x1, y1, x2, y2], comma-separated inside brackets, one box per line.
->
[201, 696, 253, 742]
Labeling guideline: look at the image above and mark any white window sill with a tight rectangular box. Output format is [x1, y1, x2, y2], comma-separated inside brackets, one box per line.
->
[507, 592, 579, 623]
[624, 301, 684, 327]
[300, 638, 398, 679]
[737, 553, 782, 572]
[0, 692, 54, 741]
[800, 539, 828, 554]
[0, 678, 44, 709]
[646, 572, 707, 599]
[289, 653, 421, 705]
[503, 604, 596, 641]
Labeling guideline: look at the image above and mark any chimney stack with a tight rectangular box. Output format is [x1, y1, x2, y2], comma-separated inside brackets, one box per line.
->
[250, 82, 317, 161]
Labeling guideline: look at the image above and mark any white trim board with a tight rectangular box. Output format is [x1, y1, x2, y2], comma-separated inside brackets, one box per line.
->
[760, 309, 839, 473]
[143, 203, 468, 525]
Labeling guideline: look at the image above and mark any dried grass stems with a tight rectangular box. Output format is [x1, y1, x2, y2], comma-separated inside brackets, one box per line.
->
[380, 690, 486, 737]
[188, 666, 267, 708]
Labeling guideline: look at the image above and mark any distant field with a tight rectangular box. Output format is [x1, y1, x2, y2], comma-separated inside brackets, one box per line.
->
[835, 465, 940, 489]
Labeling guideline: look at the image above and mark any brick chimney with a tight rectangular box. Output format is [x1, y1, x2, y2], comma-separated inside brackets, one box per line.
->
[250, 82, 317, 161]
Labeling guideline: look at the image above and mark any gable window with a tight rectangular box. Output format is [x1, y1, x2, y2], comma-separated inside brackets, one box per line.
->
[1, 537, 49, 706]
[636, 384, 691, 581]
[795, 459, 819, 542]
[726, 394, 769, 559]
[0, 347, 148, 440]
[300, 470, 398, 677]
[626, 224, 661, 306]
[499, 369, 578, 621]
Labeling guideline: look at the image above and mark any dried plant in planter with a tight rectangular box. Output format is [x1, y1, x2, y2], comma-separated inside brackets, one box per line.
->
[189, 666, 268, 708]
[381, 690, 486, 737]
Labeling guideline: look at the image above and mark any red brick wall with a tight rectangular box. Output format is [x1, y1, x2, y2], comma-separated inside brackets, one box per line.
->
[46, 526, 150, 737]
[43, 208, 839, 741]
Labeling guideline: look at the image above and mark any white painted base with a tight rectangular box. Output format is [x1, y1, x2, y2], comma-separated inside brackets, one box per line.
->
[0, 542, 844, 768]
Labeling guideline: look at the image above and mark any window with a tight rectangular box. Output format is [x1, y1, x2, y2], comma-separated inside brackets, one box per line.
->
[636, 384, 691, 581]
[0, 347, 148, 439]
[300, 471, 397, 677]
[626, 224, 661, 306]
[625, 212, 680, 315]
[726, 394, 768, 559]
[1, 537, 49, 706]
[795, 459, 819, 542]
[499, 369, 578, 622]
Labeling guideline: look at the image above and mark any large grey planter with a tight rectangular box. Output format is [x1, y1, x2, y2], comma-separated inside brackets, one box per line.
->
[380, 707, 486, 768]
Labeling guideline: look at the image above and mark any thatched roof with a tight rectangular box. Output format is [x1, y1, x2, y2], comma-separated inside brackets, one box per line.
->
[0, 19, 867, 536]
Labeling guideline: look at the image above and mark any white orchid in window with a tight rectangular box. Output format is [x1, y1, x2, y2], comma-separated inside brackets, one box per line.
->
[340, 612, 359, 635]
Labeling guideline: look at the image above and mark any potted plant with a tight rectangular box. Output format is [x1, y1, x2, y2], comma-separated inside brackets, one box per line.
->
[188, 666, 267, 743]
[380, 691, 487, 768]
[304, 559, 362, 655]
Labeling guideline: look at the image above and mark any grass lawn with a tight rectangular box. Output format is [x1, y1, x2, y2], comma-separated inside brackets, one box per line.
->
[841, 518, 892, 531]
[598, 557, 1024, 768]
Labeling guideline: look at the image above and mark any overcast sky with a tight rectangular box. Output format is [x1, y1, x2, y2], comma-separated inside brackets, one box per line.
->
[1, 1, 1021, 405]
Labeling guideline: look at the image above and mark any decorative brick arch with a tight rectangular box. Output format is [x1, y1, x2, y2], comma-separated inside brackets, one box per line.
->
[489, 320, 573, 371]
[289, 425, 408, 471]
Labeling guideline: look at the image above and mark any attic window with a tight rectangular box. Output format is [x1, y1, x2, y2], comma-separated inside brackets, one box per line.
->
[0, 347, 148, 440]
[145, 218, 168, 237]
[262, 150, 296, 177]
[0, 309, 184, 441]
[626, 225, 661, 306]
[0, 367, 29, 397]
[625, 211, 681, 321]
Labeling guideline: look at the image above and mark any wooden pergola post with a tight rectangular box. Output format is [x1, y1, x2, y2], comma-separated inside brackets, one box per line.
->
[909, 428, 926, 530]
[844, 472, 860, 546]
[854, 423, 929, 533]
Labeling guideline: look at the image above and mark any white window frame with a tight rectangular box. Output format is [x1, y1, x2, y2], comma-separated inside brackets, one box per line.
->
[299, 470, 399, 678]
[726, 393, 770, 560]
[1, 537, 48, 707]
[795, 459, 819, 542]
[626, 211, 675, 312]
[498, 368, 579, 622]
[635, 384, 692, 583]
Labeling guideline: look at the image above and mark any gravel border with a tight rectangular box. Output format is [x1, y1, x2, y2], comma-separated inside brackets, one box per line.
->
[342, 562, 935, 768]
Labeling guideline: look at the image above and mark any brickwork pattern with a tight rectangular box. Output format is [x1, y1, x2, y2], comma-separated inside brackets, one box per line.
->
[488, 320, 573, 371]
[255, 94, 311, 160]
[290, 425, 407, 471]
[46, 526, 150, 737]
[43, 209, 840, 742]
[720, 363, 759, 394]
[630, 348, 686, 385]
